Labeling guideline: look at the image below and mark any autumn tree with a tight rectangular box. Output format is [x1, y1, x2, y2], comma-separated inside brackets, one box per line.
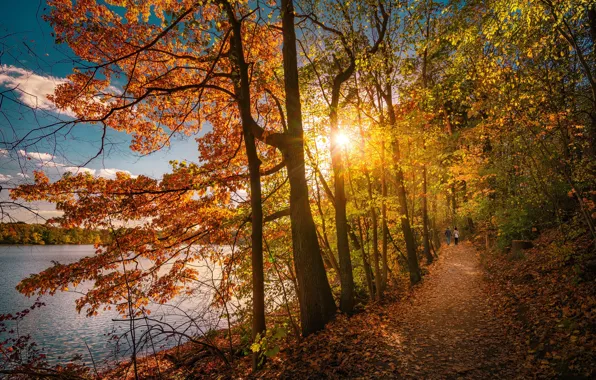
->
[360, 6, 423, 285]
[11, 2, 336, 364]
[297, 0, 388, 307]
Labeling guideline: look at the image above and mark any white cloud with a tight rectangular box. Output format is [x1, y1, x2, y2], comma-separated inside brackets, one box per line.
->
[38, 210, 65, 217]
[39, 161, 65, 168]
[0, 65, 74, 117]
[0, 65, 123, 119]
[0, 173, 13, 182]
[0, 147, 137, 183]
[16, 152, 137, 180]
[106, 85, 123, 95]
[18, 149, 55, 162]
[0, 149, 8, 158]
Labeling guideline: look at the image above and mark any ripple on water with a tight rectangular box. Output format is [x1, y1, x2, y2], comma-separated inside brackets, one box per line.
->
[0, 245, 219, 367]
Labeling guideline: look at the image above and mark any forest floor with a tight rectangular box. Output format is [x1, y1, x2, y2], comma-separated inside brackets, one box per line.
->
[385, 241, 521, 378]
[123, 233, 595, 379]
[260, 241, 523, 379]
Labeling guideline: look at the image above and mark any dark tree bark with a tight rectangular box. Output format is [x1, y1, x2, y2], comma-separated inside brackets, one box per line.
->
[381, 142, 389, 289]
[357, 217, 375, 301]
[431, 193, 441, 254]
[225, 7, 266, 370]
[330, 69, 356, 314]
[420, 9, 433, 265]
[588, 7, 596, 50]
[308, 145, 342, 274]
[246, 131, 266, 371]
[409, 140, 416, 223]
[382, 84, 421, 285]
[281, 0, 336, 336]
[587, 6, 596, 157]
[304, 3, 387, 308]
[451, 182, 457, 225]
[345, 141, 376, 301]
[314, 175, 341, 274]
[354, 85, 384, 298]
[368, 177, 383, 300]
[355, 75, 389, 295]
[422, 164, 433, 264]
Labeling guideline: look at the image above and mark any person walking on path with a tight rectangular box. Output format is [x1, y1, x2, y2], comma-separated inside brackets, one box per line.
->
[445, 227, 452, 245]
[454, 227, 459, 245]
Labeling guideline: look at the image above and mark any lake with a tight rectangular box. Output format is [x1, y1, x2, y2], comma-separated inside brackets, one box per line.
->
[0, 245, 223, 367]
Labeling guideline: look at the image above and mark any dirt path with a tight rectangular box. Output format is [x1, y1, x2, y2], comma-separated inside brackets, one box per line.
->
[266, 241, 524, 379]
[389, 241, 521, 379]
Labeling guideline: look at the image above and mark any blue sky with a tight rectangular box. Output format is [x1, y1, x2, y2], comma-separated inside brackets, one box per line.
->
[0, 1, 204, 221]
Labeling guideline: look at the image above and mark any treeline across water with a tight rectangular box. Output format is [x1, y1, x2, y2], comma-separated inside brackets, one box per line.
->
[0, 223, 110, 245]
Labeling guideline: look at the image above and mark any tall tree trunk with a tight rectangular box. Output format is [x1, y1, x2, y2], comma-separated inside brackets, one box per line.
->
[313, 171, 340, 274]
[587, 7, 596, 157]
[345, 144, 375, 302]
[227, 11, 266, 370]
[363, 165, 382, 300]
[381, 141, 389, 289]
[451, 182, 457, 226]
[305, 1, 386, 312]
[422, 163, 433, 264]
[420, 10, 433, 265]
[431, 192, 441, 253]
[383, 84, 421, 284]
[588, 7, 596, 54]
[444, 104, 453, 135]
[246, 131, 266, 371]
[281, 0, 336, 336]
[356, 91, 383, 298]
[409, 139, 416, 223]
[330, 86, 355, 314]
[357, 217, 375, 301]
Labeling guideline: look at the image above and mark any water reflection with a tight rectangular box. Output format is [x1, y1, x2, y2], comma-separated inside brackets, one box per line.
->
[0, 245, 224, 367]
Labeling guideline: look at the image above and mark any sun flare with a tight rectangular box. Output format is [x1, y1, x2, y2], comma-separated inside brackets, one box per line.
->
[334, 131, 350, 148]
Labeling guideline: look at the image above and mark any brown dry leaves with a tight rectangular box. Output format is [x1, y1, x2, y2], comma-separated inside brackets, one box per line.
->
[483, 230, 596, 378]
[257, 242, 521, 379]
[118, 236, 595, 379]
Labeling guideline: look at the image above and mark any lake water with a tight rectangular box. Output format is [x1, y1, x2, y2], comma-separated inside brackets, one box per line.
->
[0, 245, 223, 367]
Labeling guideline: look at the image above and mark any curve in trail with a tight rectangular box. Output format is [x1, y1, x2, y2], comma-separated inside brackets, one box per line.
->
[390, 242, 521, 379]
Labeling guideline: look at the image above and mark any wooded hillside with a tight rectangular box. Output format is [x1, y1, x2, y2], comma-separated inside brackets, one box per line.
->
[0, 223, 109, 245]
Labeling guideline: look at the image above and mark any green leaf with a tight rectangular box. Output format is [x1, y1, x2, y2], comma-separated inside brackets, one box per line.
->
[272, 327, 287, 339]
[264, 346, 280, 357]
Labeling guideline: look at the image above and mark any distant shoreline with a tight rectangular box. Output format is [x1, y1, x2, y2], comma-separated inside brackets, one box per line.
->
[0, 223, 109, 245]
